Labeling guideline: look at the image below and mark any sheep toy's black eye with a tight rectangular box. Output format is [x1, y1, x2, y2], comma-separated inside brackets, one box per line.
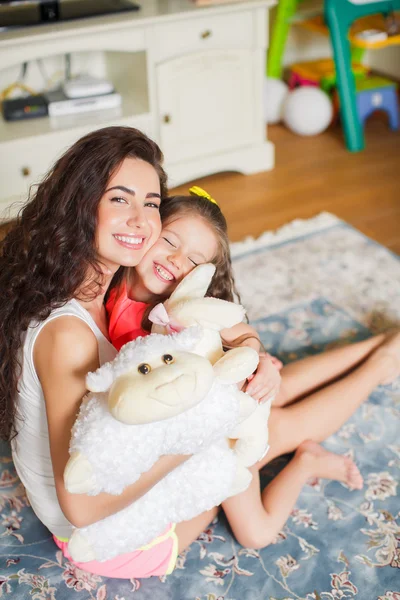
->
[138, 363, 151, 375]
[162, 354, 175, 365]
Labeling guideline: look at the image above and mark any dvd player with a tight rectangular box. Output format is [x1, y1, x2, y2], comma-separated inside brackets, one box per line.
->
[0, 0, 140, 30]
[46, 88, 121, 117]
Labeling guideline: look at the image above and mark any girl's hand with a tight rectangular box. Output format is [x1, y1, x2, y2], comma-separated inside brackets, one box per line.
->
[245, 353, 281, 404]
[267, 354, 283, 371]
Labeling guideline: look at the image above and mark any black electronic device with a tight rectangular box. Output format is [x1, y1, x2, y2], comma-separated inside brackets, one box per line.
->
[2, 94, 48, 121]
[0, 0, 140, 31]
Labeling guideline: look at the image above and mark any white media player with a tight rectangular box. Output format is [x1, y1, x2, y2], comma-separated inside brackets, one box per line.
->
[46, 88, 122, 117]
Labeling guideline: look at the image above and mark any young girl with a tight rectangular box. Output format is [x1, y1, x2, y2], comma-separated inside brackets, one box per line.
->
[107, 186, 282, 404]
[0, 127, 220, 580]
[107, 188, 400, 551]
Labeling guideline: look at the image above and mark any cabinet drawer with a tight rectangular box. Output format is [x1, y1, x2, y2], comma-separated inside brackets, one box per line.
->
[152, 11, 254, 62]
[0, 132, 79, 204]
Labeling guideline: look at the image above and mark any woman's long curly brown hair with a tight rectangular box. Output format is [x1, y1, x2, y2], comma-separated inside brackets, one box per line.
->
[0, 126, 167, 442]
[159, 195, 241, 303]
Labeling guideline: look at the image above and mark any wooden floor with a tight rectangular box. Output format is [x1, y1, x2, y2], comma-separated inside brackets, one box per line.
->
[170, 118, 400, 255]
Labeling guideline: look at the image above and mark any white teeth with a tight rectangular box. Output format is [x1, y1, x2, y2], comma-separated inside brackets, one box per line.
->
[155, 264, 173, 281]
[114, 235, 144, 245]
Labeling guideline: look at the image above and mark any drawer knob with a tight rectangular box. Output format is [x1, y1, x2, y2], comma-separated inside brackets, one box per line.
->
[200, 29, 212, 40]
[163, 114, 171, 124]
[21, 166, 31, 177]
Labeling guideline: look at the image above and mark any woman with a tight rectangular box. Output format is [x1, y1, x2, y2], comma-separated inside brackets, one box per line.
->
[0, 126, 216, 578]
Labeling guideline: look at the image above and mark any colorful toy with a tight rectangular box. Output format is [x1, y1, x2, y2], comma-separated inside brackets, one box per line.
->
[325, 0, 400, 151]
[288, 58, 369, 93]
[267, 0, 366, 80]
[355, 76, 399, 130]
[332, 75, 399, 130]
[283, 86, 334, 136]
[267, 0, 400, 150]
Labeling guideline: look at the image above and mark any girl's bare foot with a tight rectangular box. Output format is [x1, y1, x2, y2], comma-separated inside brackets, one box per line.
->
[295, 440, 364, 490]
[369, 330, 400, 385]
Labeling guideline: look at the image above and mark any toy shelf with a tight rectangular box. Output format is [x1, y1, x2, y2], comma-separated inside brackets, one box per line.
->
[350, 13, 400, 49]
[296, 12, 400, 49]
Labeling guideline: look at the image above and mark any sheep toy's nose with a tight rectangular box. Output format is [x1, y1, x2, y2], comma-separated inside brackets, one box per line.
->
[150, 374, 195, 406]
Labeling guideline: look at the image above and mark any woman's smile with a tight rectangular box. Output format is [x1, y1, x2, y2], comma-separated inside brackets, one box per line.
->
[113, 234, 146, 250]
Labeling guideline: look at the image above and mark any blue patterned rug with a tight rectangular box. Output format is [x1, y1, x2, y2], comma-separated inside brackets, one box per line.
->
[1, 214, 399, 600]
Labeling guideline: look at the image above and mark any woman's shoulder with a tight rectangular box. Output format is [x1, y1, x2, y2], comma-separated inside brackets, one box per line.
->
[34, 315, 99, 377]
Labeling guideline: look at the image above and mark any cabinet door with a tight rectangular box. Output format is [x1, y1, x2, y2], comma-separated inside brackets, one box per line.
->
[156, 49, 258, 164]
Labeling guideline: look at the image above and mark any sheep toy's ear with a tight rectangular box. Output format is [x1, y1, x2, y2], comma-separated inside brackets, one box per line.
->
[166, 263, 215, 308]
[86, 363, 115, 393]
[169, 297, 246, 331]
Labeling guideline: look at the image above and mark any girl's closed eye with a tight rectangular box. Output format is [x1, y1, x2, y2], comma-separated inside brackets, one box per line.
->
[163, 237, 176, 248]
[188, 257, 198, 267]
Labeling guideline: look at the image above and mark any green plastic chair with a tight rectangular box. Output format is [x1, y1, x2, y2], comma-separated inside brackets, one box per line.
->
[325, 0, 400, 152]
[267, 0, 366, 80]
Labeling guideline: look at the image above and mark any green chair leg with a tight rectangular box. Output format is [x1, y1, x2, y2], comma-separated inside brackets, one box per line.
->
[267, 0, 300, 78]
[328, 14, 364, 151]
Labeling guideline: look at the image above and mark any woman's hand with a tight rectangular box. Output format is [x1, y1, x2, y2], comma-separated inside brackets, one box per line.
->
[244, 353, 281, 404]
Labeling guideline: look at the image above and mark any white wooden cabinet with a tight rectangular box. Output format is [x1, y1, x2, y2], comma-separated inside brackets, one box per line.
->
[0, 0, 275, 219]
[157, 49, 257, 163]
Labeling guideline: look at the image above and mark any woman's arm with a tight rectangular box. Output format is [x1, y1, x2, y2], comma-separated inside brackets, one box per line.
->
[34, 317, 189, 529]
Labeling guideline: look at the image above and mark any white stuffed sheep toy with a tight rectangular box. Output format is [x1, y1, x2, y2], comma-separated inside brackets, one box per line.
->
[64, 265, 271, 562]
[65, 327, 259, 562]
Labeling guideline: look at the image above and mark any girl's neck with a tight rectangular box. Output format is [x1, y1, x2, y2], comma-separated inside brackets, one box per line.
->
[126, 269, 157, 304]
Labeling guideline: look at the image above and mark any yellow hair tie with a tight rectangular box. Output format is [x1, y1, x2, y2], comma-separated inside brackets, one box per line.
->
[189, 186, 219, 206]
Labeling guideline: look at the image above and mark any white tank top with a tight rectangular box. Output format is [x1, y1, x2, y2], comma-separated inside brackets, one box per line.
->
[11, 299, 117, 539]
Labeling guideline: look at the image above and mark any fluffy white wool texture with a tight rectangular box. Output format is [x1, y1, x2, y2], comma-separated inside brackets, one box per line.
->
[72, 440, 238, 561]
[69, 328, 241, 496]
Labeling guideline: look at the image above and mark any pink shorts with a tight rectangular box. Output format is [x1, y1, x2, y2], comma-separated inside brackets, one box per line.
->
[53, 524, 178, 579]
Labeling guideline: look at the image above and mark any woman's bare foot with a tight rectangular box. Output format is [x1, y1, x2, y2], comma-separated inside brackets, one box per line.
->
[369, 330, 400, 385]
[295, 440, 364, 490]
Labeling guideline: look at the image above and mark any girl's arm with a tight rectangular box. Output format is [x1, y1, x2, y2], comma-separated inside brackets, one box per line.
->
[220, 322, 281, 404]
[34, 317, 190, 529]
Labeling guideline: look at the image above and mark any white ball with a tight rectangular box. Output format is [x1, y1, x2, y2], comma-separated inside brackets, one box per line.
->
[264, 77, 289, 124]
[283, 87, 333, 136]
